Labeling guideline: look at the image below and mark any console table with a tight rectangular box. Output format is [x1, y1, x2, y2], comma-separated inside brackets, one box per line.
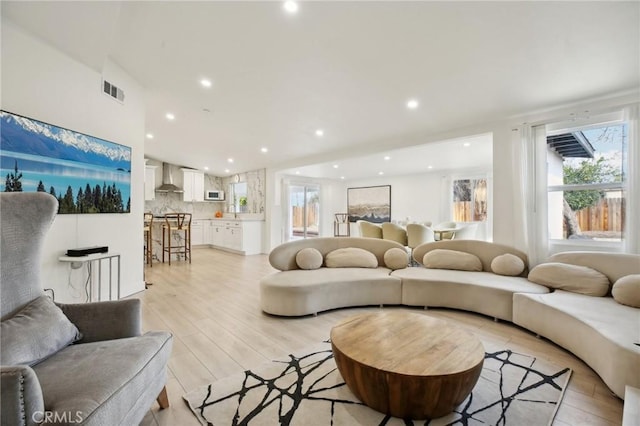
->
[59, 252, 121, 302]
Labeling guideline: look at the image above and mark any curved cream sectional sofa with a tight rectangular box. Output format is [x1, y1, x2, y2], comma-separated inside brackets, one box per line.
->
[395, 240, 548, 321]
[513, 251, 640, 399]
[260, 237, 640, 400]
[260, 238, 406, 317]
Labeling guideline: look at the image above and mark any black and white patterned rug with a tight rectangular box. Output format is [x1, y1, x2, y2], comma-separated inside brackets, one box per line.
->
[184, 341, 571, 425]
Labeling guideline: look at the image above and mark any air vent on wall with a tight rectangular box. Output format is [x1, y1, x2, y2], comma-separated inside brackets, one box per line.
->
[102, 79, 125, 103]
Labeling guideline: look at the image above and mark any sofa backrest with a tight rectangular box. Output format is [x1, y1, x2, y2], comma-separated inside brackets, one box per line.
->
[269, 237, 405, 271]
[548, 251, 640, 284]
[1, 192, 58, 320]
[413, 240, 529, 276]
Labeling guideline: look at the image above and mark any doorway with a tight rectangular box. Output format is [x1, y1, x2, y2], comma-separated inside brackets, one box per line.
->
[287, 184, 320, 240]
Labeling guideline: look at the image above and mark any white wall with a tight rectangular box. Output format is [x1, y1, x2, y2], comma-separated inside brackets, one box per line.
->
[341, 173, 443, 232]
[338, 170, 491, 238]
[1, 20, 146, 302]
[264, 92, 638, 254]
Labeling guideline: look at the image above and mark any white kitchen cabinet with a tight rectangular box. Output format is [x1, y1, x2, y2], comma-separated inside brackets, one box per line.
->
[203, 220, 215, 245]
[181, 169, 205, 202]
[208, 220, 262, 255]
[190, 220, 205, 246]
[223, 223, 242, 251]
[144, 165, 157, 201]
[211, 223, 224, 246]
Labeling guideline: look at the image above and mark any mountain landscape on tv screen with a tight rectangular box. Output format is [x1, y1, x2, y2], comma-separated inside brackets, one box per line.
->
[0, 111, 131, 214]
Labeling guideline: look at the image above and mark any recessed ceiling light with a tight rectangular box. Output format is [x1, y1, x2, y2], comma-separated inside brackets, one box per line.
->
[204, 166, 209, 171]
[340, 176, 345, 180]
[315, 129, 324, 137]
[463, 142, 471, 147]
[224, 168, 230, 173]
[200, 78, 212, 88]
[145, 133, 154, 139]
[283, 1, 298, 14]
[378, 171, 384, 175]
[428, 165, 433, 169]
[165, 113, 175, 120]
[295, 171, 300, 175]
[333, 164, 339, 169]
[227, 158, 234, 163]
[261, 147, 268, 153]
[384, 155, 391, 161]
[406, 99, 419, 110]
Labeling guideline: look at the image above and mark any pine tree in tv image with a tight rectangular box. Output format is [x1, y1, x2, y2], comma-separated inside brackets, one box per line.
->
[0, 111, 131, 214]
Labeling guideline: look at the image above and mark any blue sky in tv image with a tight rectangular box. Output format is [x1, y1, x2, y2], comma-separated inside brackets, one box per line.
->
[0, 111, 131, 212]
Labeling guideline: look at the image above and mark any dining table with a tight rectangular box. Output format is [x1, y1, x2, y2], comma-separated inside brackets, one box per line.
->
[433, 227, 458, 241]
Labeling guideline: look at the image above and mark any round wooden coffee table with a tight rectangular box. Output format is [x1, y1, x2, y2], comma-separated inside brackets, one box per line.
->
[330, 311, 484, 419]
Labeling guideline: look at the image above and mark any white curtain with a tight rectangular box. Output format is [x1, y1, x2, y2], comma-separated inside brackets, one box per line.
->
[511, 123, 548, 266]
[624, 104, 639, 254]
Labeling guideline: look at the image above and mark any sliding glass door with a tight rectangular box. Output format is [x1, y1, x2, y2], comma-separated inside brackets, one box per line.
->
[288, 184, 320, 240]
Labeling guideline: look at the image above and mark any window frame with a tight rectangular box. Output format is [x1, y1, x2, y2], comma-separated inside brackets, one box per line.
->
[545, 113, 628, 249]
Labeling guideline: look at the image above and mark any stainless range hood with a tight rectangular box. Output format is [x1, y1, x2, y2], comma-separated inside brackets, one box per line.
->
[155, 162, 184, 193]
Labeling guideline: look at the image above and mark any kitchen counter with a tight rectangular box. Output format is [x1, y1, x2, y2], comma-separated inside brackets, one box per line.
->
[194, 216, 264, 222]
[146, 218, 264, 262]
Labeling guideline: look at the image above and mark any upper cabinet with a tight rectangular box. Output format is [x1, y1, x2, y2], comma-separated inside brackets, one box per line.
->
[182, 169, 205, 202]
[144, 165, 157, 201]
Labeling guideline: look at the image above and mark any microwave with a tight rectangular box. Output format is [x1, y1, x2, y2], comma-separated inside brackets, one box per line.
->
[205, 190, 224, 201]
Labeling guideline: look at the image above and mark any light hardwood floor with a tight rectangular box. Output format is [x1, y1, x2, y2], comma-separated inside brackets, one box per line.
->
[137, 248, 624, 426]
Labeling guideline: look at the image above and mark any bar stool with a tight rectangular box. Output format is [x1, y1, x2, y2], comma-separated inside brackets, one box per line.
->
[143, 212, 153, 266]
[162, 213, 191, 265]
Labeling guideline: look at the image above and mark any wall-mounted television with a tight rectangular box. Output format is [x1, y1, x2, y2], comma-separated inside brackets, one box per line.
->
[0, 110, 131, 214]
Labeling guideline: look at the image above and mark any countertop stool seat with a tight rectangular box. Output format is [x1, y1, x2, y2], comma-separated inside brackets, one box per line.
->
[144, 212, 153, 266]
[162, 213, 192, 265]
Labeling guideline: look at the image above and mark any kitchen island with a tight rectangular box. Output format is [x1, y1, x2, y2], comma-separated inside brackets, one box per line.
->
[147, 216, 264, 263]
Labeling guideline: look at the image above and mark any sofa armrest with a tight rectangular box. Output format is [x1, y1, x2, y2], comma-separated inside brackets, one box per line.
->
[1, 365, 45, 426]
[58, 299, 142, 343]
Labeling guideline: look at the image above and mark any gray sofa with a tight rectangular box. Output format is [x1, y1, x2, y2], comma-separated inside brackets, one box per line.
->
[0, 192, 173, 425]
[260, 237, 639, 400]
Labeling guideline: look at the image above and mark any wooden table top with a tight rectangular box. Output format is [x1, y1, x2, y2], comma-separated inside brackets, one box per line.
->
[330, 311, 484, 377]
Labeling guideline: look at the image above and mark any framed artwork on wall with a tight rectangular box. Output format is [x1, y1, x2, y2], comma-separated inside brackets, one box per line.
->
[347, 185, 391, 223]
[0, 110, 131, 214]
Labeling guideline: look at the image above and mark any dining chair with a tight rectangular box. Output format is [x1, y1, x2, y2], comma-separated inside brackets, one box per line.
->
[451, 223, 479, 240]
[357, 220, 383, 238]
[406, 223, 435, 265]
[381, 222, 408, 246]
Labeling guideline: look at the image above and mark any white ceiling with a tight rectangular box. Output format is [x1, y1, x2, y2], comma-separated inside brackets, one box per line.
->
[2, 1, 638, 180]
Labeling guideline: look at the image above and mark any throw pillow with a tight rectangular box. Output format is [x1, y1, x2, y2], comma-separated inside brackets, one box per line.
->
[325, 247, 378, 268]
[295, 247, 323, 270]
[1, 295, 81, 366]
[491, 253, 525, 276]
[527, 263, 610, 296]
[384, 248, 408, 270]
[612, 274, 640, 308]
[423, 249, 482, 272]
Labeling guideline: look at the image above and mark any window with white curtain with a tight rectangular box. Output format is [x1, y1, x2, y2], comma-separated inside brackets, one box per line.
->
[546, 114, 627, 244]
[518, 106, 638, 262]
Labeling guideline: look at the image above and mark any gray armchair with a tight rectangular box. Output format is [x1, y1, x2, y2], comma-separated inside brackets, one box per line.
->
[0, 192, 173, 425]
